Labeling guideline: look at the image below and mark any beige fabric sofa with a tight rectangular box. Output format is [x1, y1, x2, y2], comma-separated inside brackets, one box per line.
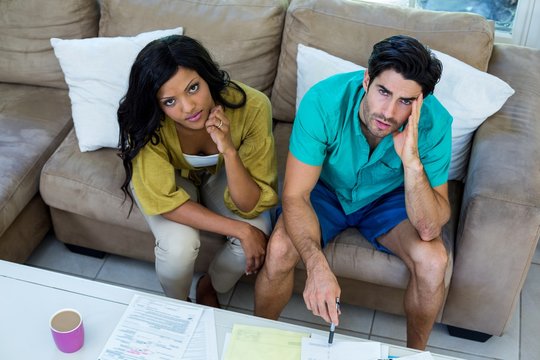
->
[2, 0, 539, 339]
[0, 0, 100, 262]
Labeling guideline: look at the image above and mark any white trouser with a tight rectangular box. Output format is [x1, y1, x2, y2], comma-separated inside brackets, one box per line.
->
[132, 167, 271, 300]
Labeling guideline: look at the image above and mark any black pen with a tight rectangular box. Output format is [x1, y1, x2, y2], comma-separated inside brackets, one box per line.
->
[328, 297, 340, 344]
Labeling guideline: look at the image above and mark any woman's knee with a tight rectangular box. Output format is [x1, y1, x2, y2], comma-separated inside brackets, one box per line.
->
[154, 231, 201, 265]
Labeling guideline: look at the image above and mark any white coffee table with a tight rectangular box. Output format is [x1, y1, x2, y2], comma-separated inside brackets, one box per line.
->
[0, 260, 462, 359]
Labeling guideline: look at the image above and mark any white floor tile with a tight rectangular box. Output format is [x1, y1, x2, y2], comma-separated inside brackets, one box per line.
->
[520, 263, 540, 360]
[331, 327, 371, 340]
[371, 307, 519, 360]
[96, 255, 163, 293]
[228, 281, 255, 311]
[371, 311, 407, 341]
[26, 232, 105, 279]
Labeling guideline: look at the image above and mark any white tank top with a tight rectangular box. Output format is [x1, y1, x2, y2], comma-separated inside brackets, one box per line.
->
[183, 153, 219, 168]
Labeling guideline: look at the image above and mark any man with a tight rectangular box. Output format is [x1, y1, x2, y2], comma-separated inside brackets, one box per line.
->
[254, 35, 452, 350]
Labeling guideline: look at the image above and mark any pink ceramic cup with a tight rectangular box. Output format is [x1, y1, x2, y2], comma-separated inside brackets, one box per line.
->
[49, 308, 85, 353]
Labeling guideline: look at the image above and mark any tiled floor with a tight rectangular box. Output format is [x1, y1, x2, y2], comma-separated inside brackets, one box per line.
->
[27, 232, 540, 360]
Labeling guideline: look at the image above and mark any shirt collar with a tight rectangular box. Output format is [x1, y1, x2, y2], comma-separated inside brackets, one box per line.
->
[353, 86, 366, 136]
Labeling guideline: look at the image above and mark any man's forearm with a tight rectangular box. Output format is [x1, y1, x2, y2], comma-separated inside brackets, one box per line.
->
[282, 195, 327, 269]
[403, 161, 450, 240]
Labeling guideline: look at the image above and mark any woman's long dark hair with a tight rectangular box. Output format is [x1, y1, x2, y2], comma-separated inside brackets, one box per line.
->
[118, 35, 246, 212]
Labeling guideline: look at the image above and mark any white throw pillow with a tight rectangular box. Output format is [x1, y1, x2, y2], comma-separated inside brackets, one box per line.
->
[51, 27, 183, 152]
[296, 44, 515, 181]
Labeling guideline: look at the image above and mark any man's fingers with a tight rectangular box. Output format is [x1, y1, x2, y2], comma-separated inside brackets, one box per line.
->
[327, 298, 340, 325]
[319, 301, 332, 323]
[303, 294, 334, 323]
[412, 93, 423, 123]
[304, 293, 313, 312]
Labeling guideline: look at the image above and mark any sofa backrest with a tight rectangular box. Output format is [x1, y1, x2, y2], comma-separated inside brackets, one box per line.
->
[0, 0, 99, 89]
[98, 0, 288, 97]
[271, 0, 495, 122]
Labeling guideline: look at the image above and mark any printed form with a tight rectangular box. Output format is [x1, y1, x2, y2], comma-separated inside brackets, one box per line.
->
[98, 294, 218, 360]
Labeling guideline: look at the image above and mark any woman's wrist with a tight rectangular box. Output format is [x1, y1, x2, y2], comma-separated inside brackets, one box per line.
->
[231, 220, 251, 241]
[221, 146, 238, 159]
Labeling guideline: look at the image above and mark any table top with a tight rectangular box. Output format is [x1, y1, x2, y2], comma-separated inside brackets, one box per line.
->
[0, 260, 462, 359]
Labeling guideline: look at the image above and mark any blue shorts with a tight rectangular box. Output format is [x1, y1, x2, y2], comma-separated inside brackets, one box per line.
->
[277, 181, 408, 254]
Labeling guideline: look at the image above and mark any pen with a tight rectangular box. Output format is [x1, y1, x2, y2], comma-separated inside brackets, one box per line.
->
[328, 322, 335, 344]
[328, 297, 340, 344]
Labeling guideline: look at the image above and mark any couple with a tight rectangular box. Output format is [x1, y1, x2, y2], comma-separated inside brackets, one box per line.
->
[118, 34, 452, 350]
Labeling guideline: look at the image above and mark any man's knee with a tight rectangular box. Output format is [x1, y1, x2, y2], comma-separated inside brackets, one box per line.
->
[409, 237, 448, 284]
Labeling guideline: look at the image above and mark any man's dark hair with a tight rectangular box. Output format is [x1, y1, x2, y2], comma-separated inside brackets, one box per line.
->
[367, 35, 442, 98]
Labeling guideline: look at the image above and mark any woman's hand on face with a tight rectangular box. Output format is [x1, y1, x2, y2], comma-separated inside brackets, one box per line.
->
[206, 105, 234, 154]
[237, 223, 268, 275]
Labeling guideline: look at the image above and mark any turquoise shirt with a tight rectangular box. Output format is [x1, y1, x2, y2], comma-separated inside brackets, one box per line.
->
[290, 71, 452, 215]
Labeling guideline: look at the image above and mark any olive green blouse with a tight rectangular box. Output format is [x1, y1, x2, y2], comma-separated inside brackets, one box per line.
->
[132, 82, 278, 219]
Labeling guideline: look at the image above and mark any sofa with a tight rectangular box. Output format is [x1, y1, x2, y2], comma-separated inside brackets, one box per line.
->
[0, 0, 100, 262]
[1, 0, 539, 340]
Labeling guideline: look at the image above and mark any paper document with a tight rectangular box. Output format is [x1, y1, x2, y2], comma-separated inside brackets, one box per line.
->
[301, 336, 382, 360]
[182, 307, 219, 360]
[98, 294, 204, 360]
[223, 324, 309, 360]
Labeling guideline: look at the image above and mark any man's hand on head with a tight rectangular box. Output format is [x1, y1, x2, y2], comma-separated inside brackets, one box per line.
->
[393, 93, 423, 171]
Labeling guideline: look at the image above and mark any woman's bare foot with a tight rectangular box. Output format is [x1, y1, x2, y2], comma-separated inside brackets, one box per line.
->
[196, 274, 220, 308]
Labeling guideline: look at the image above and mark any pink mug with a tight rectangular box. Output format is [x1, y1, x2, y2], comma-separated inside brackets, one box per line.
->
[49, 308, 85, 353]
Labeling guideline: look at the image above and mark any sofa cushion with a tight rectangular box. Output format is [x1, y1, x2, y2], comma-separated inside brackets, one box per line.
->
[40, 130, 149, 233]
[0, 0, 99, 89]
[272, 0, 495, 122]
[0, 84, 72, 237]
[98, 0, 287, 96]
[51, 27, 183, 152]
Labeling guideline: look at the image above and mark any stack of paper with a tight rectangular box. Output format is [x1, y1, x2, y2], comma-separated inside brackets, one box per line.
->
[223, 324, 309, 360]
[98, 294, 218, 360]
[222, 324, 434, 360]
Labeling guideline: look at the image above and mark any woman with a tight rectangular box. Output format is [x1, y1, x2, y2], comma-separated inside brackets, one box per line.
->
[118, 35, 278, 307]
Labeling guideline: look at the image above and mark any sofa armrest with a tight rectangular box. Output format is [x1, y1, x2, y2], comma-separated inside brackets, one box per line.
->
[442, 44, 540, 335]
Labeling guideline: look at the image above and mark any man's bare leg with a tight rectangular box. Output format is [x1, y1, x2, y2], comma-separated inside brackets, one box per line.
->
[378, 220, 448, 350]
[255, 216, 301, 319]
